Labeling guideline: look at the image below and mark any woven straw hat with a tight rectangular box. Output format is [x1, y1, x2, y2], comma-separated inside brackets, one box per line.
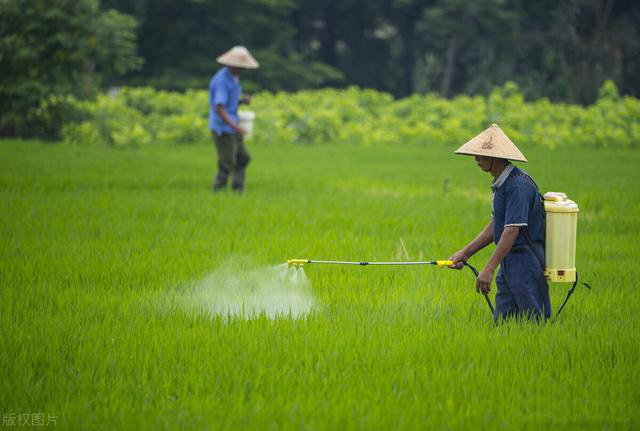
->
[216, 46, 259, 69]
[454, 123, 527, 162]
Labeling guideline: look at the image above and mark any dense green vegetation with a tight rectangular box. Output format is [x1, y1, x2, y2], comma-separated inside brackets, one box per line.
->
[0, 0, 141, 137]
[3, 0, 639, 139]
[1, 139, 638, 430]
[103, 0, 640, 102]
[61, 83, 640, 149]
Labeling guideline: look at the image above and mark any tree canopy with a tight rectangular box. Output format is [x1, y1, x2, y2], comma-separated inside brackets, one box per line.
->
[105, 0, 639, 103]
[1, 0, 638, 138]
[0, 0, 141, 136]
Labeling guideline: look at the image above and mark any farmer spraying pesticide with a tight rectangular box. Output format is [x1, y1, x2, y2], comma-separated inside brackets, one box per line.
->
[286, 126, 589, 319]
[209, 46, 258, 192]
[448, 124, 551, 322]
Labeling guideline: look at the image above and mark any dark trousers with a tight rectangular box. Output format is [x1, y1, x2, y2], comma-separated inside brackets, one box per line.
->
[494, 243, 552, 322]
[212, 131, 251, 191]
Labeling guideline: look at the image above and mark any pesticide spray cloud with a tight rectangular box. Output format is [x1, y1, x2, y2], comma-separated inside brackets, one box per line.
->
[179, 260, 315, 319]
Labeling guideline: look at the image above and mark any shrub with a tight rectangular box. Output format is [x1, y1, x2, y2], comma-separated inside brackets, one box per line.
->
[60, 81, 639, 148]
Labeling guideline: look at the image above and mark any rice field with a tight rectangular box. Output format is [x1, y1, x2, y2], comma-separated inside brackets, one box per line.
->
[1, 139, 638, 430]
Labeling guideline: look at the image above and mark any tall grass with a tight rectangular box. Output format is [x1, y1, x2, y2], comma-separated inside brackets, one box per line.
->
[1, 139, 638, 430]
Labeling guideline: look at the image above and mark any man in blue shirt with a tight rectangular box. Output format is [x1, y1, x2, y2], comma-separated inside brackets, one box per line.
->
[448, 124, 551, 322]
[209, 46, 259, 192]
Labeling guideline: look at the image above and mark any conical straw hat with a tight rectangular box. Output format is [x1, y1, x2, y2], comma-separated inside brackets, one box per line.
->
[216, 46, 259, 69]
[455, 123, 527, 162]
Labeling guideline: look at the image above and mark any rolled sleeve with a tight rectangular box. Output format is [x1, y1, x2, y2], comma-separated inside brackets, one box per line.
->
[213, 81, 228, 107]
[504, 184, 529, 227]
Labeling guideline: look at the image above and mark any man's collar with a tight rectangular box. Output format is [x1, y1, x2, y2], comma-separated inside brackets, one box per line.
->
[491, 163, 514, 190]
[223, 67, 239, 83]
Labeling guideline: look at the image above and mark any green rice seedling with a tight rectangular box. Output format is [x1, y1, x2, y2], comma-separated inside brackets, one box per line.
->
[1, 139, 638, 430]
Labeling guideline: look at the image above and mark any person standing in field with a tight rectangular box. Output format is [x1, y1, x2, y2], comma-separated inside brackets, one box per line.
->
[448, 124, 551, 322]
[209, 46, 259, 192]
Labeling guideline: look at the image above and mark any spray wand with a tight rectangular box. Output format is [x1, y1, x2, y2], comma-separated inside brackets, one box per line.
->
[287, 258, 494, 315]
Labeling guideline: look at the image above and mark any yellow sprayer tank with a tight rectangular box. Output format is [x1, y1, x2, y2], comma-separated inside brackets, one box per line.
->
[543, 192, 578, 282]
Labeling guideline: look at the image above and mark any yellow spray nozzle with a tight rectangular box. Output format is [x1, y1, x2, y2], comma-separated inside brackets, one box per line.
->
[436, 260, 454, 267]
[287, 259, 308, 268]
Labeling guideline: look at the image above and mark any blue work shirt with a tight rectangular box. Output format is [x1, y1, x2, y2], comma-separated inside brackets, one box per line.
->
[491, 164, 545, 247]
[209, 67, 241, 135]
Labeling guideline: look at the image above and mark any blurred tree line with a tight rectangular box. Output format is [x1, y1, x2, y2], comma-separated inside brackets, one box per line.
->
[1, 0, 639, 138]
[106, 0, 638, 102]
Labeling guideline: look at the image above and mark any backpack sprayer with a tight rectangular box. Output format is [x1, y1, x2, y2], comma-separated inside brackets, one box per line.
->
[534, 191, 591, 316]
[287, 191, 590, 319]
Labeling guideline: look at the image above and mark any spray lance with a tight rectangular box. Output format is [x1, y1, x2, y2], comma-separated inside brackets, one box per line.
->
[287, 258, 495, 315]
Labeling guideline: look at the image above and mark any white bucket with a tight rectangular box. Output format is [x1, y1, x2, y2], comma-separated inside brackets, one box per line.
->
[238, 111, 255, 137]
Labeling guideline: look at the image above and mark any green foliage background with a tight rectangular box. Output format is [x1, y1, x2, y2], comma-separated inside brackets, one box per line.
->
[105, 0, 640, 102]
[3, 0, 640, 139]
[61, 82, 640, 149]
[0, 0, 141, 137]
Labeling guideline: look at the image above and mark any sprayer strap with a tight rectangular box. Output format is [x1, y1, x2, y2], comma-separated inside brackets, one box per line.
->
[522, 229, 545, 270]
[510, 172, 546, 270]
